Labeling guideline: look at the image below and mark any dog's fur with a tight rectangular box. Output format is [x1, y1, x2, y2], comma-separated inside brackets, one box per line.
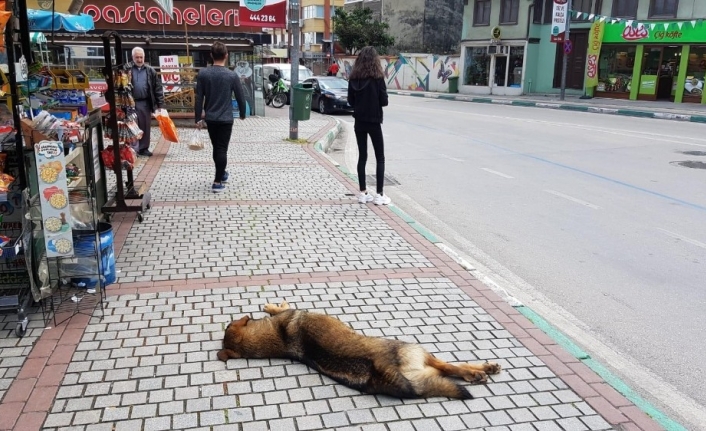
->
[218, 302, 501, 399]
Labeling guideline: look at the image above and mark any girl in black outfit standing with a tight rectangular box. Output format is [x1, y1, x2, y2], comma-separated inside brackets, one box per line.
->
[347, 46, 390, 205]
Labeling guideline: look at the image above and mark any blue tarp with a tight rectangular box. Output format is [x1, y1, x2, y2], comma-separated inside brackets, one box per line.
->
[27, 9, 95, 33]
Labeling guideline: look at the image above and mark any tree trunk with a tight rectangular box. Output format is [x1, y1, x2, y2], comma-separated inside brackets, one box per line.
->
[68, 0, 84, 15]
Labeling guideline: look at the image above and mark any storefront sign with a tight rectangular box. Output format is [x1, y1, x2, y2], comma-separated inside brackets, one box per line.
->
[585, 21, 605, 88]
[158, 55, 180, 93]
[603, 21, 706, 44]
[550, 0, 569, 43]
[80, 0, 286, 31]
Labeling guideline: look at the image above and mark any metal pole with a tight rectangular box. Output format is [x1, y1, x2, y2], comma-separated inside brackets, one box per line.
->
[331, 5, 335, 62]
[560, 0, 572, 101]
[289, 0, 300, 140]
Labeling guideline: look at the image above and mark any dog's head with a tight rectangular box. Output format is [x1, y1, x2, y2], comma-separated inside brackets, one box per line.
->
[216, 315, 250, 362]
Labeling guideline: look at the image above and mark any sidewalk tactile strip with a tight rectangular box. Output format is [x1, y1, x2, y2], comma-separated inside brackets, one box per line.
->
[146, 164, 352, 202]
[115, 204, 432, 283]
[43, 280, 612, 430]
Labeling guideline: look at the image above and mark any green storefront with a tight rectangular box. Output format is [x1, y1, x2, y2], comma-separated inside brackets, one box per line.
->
[593, 21, 706, 104]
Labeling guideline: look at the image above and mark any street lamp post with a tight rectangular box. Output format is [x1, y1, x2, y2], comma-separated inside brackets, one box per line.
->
[559, 0, 573, 101]
[289, 0, 301, 140]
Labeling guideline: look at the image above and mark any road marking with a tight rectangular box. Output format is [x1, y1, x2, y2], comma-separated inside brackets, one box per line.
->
[481, 168, 514, 178]
[656, 228, 706, 250]
[544, 189, 600, 209]
[441, 154, 464, 162]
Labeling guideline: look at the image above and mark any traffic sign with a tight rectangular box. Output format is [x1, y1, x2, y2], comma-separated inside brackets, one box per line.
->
[564, 40, 573, 54]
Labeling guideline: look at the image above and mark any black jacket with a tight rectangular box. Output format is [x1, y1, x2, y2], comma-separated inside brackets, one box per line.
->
[128, 62, 165, 112]
[348, 78, 388, 124]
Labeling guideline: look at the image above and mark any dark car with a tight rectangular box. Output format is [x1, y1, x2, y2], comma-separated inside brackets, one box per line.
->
[303, 77, 353, 115]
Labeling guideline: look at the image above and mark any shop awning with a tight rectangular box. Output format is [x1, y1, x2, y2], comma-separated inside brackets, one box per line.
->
[30, 32, 46, 44]
[27, 9, 95, 32]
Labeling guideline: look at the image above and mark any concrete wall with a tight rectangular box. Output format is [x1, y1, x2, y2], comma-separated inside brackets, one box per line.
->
[382, 0, 426, 52]
[335, 53, 461, 92]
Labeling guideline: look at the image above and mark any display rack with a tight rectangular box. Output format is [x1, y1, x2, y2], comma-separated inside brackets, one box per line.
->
[23, 116, 110, 327]
[100, 31, 151, 223]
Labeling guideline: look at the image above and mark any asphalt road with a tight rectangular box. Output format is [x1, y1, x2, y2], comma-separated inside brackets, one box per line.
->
[327, 96, 706, 430]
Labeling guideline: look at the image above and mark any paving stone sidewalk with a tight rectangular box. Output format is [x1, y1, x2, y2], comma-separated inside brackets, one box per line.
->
[0, 111, 663, 431]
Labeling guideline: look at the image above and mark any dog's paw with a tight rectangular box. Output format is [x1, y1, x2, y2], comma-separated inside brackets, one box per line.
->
[484, 362, 502, 375]
[279, 300, 289, 309]
[263, 303, 278, 315]
[463, 370, 488, 384]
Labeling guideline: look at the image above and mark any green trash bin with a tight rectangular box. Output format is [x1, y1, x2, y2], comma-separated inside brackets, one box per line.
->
[448, 76, 459, 94]
[292, 83, 314, 121]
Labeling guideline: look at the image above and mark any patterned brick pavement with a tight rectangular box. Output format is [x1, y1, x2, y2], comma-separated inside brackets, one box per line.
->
[0, 110, 664, 430]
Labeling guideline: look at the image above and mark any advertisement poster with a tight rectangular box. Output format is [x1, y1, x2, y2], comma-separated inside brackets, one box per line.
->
[551, 0, 568, 43]
[585, 21, 605, 87]
[34, 141, 74, 258]
[159, 55, 181, 93]
[239, 0, 286, 28]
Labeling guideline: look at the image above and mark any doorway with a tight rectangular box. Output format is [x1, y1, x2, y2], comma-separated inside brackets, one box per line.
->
[553, 31, 589, 90]
[641, 46, 682, 100]
[492, 55, 508, 87]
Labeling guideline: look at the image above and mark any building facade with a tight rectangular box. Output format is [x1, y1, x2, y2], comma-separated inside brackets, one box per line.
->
[345, 0, 464, 54]
[461, 0, 706, 104]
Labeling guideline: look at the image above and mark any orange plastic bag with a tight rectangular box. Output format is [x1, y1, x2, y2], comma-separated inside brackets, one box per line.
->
[156, 109, 179, 143]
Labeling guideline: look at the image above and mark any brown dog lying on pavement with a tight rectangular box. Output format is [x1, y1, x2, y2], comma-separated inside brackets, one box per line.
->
[217, 301, 501, 399]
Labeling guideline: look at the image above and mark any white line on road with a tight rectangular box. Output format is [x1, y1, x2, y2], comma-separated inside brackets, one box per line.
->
[656, 228, 706, 250]
[544, 189, 600, 209]
[441, 154, 465, 162]
[481, 168, 514, 178]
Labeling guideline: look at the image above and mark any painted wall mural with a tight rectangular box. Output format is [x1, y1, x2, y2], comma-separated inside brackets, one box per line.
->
[335, 54, 460, 92]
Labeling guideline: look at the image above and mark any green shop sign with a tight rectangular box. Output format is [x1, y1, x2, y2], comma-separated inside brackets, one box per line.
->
[603, 21, 706, 44]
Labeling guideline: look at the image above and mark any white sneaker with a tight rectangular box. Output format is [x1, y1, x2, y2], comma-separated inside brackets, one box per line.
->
[374, 194, 391, 206]
[358, 192, 374, 203]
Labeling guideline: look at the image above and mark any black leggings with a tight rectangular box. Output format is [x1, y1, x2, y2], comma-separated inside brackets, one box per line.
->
[206, 121, 233, 183]
[354, 121, 385, 194]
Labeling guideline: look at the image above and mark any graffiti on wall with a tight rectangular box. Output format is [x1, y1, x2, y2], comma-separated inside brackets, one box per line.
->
[335, 54, 460, 92]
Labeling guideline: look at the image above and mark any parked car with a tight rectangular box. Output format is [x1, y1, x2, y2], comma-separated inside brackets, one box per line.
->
[303, 76, 353, 114]
[262, 64, 314, 103]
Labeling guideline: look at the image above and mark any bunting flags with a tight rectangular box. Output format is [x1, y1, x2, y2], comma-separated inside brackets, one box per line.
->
[568, 9, 704, 31]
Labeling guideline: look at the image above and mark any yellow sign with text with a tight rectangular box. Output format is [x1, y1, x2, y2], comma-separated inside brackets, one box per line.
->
[585, 20, 605, 88]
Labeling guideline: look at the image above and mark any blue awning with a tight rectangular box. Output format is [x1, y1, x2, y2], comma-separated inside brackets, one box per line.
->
[27, 9, 95, 33]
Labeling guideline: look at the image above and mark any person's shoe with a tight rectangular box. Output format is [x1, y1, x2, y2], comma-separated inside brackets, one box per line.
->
[221, 171, 229, 183]
[374, 194, 391, 206]
[138, 149, 153, 157]
[212, 183, 226, 193]
[358, 192, 374, 204]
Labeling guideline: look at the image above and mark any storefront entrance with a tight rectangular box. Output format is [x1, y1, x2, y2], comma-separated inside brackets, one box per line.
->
[492, 55, 507, 87]
[642, 46, 682, 100]
[461, 44, 525, 96]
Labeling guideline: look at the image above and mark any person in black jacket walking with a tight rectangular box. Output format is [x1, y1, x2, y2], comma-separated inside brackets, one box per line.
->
[347, 46, 390, 205]
[130, 47, 164, 157]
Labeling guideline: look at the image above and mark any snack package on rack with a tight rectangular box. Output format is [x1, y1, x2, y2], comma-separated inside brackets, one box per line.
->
[0, 172, 14, 192]
[101, 144, 137, 170]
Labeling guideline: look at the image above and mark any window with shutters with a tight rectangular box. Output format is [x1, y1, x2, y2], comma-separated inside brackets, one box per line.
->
[500, 0, 520, 24]
[473, 0, 491, 26]
[572, 0, 592, 21]
[612, 0, 639, 18]
[649, 0, 678, 17]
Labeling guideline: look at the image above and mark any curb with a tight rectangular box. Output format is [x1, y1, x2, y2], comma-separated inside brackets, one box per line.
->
[312, 137, 684, 431]
[388, 90, 706, 124]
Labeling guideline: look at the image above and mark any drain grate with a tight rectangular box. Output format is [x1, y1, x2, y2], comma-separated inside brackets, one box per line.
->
[366, 174, 400, 186]
[671, 161, 706, 170]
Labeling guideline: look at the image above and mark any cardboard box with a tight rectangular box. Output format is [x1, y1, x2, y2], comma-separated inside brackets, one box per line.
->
[20, 118, 52, 148]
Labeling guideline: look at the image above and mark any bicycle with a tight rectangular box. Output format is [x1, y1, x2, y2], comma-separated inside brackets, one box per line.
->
[265, 78, 288, 109]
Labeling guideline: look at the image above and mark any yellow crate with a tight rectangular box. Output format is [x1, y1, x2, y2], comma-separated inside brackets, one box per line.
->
[66, 69, 89, 89]
[49, 69, 74, 90]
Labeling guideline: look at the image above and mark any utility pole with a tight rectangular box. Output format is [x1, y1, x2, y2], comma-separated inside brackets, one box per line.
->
[289, 0, 300, 140]
[559, 0, 572, 101]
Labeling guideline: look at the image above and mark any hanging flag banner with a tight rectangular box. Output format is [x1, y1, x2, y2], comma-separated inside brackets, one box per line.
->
[550, 0, 569, 43]
[585, 20, 605, 88]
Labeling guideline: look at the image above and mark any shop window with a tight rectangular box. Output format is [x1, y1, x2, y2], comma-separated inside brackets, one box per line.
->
[649, 0, 678, 18]
[500, 0, 519, 24]
[684, 46, 706, 102]
[507, 46, 524, 87]
[464, 46, 490, 86]
[473, 0, 491, 26]
[596, 45, 636, 94]
[572, 0, 592, 21]
[612, 0, 639, 18]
